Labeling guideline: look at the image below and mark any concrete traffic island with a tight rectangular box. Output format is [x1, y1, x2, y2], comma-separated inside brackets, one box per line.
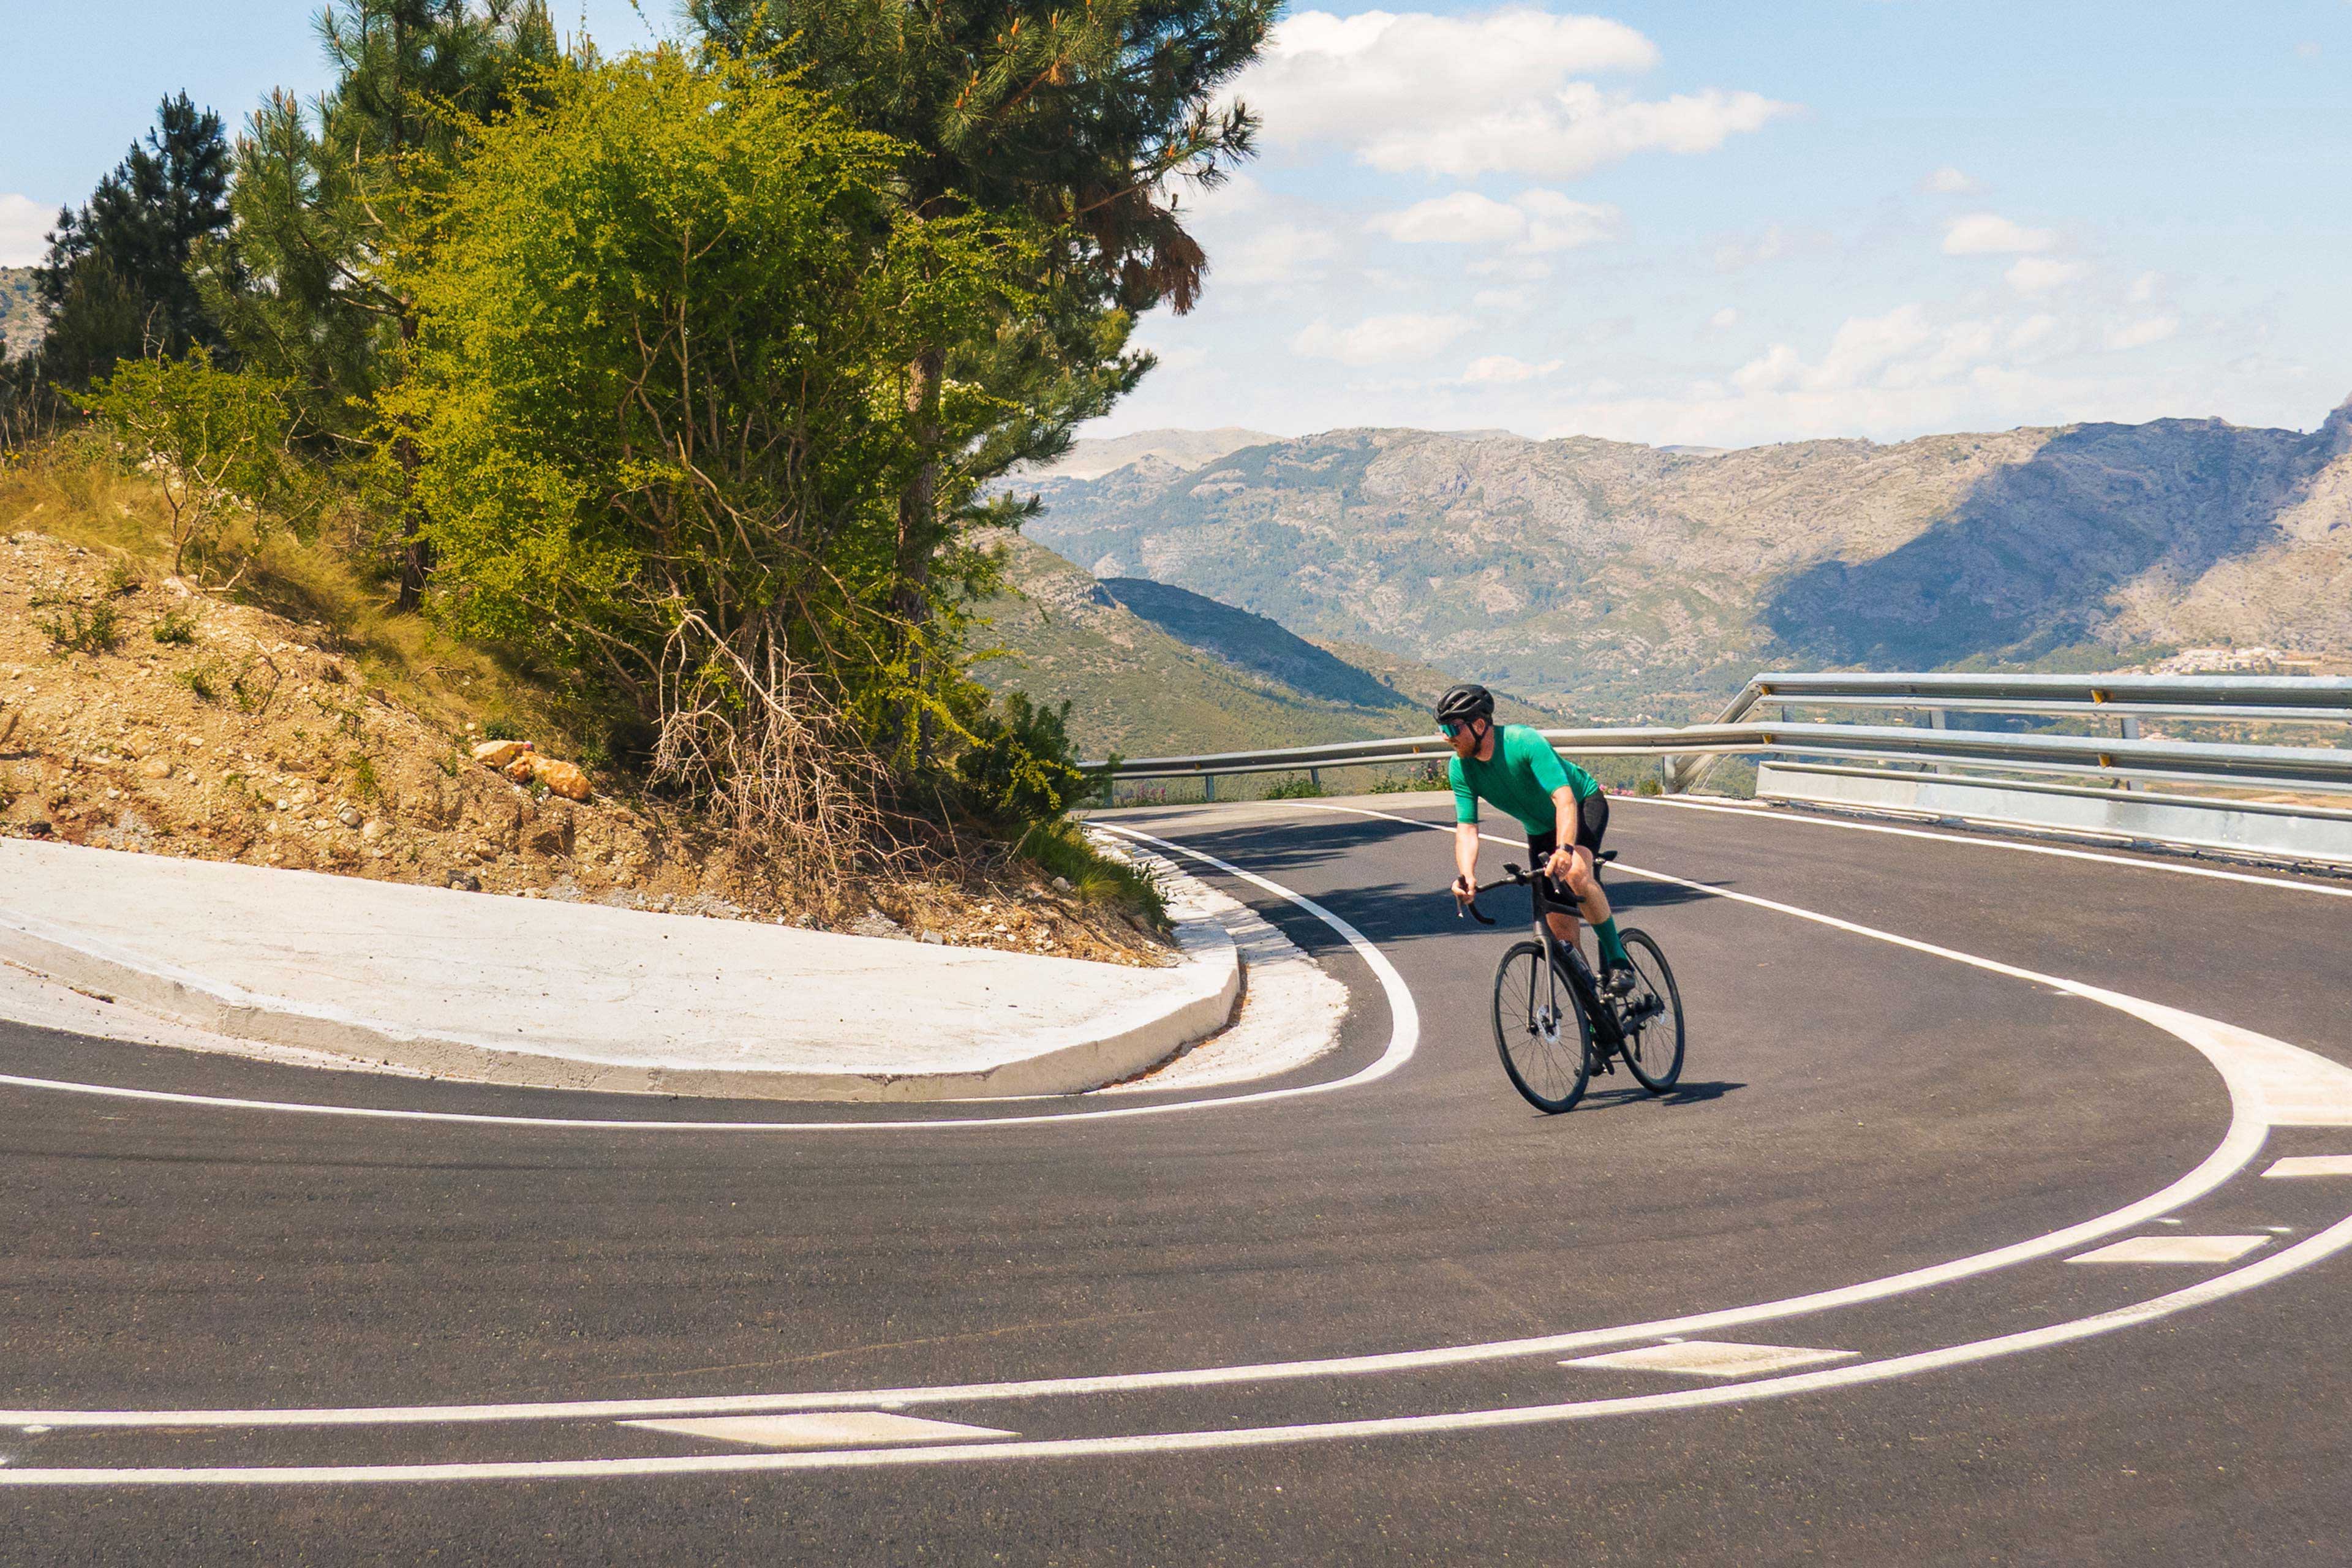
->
[0, 837, 1242, 1101]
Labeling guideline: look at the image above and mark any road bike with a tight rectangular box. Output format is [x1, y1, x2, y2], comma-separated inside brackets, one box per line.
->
[1460, 851, 1686, 1112]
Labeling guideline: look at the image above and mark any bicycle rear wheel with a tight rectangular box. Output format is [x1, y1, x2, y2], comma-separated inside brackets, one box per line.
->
[1492, 940, 1593, 1113]
[1616, 929, 1685, 1093]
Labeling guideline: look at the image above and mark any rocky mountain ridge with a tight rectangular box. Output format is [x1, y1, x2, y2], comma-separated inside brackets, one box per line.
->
[1016, 403, 2352, 718]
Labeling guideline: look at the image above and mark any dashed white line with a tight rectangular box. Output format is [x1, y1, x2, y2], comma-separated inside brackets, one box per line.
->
[1562, 1341, 1856, 1378]
[2067, 1235, 2270, 1264]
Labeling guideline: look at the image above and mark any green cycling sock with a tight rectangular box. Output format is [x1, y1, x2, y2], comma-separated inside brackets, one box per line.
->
[1593, 916, 1629, 967]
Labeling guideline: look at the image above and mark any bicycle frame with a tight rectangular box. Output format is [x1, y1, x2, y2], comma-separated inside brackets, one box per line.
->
[1523, 872, 1621, 1052]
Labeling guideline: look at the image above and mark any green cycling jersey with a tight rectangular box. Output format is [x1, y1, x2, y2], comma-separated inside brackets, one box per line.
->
[1447, 724, 1599, 834]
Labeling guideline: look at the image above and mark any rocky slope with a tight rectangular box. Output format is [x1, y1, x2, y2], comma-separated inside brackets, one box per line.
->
[970, 529, 1561, 756]
[1016, 404, 2352, 719]
[0, 266, 40, 358]
[0, 530, 1158, 964]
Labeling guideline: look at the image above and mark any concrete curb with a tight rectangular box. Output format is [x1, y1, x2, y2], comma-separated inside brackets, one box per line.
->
[0, 839, 1238, 1102]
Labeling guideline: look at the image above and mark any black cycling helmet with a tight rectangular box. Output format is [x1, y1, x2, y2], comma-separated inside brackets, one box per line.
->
[1434, 682, 1494, 729]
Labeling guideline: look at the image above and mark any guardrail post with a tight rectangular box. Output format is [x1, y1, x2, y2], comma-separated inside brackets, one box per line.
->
[2119, 715, 2141, 789]
[1203, 773, 1217, 803]
[1310, 767, 1322, 791]
[1928, 707, 1950, 774]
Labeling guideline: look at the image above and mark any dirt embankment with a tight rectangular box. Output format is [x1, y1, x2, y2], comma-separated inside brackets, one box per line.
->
[1, 530, 1164, 965]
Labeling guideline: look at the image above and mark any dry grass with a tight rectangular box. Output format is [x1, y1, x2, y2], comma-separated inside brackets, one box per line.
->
[0, 435, 594, 760]
[0, 436, 1172, 963]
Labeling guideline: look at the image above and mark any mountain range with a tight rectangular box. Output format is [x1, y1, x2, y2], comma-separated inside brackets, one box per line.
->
[1010, 403, 2352, 720]
[970, 528, 1562, 758]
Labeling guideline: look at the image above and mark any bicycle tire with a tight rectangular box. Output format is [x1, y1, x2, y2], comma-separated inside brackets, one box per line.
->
[1616, 929, 1685, 1093]
[1492, 940, 1593, 1113]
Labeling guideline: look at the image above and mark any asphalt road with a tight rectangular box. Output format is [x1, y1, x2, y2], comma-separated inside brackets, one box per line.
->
[3, 794, 2351, 1565]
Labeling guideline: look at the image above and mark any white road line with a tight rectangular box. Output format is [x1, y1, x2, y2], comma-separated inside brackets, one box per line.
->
[2264, 1155, 2352, 1178]
[1619, 793, 2352, 900]
[1561, 1341, 1856, 1378]
[2067, 1235, 2270, 1264]
[617, 1414, 1014, 1449]
[0, 827, 1415, 1134]
[10, 813, 2339, 1437]
[10, 1209, 2350, 1485]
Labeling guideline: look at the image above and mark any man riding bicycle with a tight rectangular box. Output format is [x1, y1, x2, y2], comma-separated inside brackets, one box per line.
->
[1438, 682, 1634, 993]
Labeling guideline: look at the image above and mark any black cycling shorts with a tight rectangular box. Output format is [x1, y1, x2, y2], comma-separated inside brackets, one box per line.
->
[1527, 790, 1608, 903]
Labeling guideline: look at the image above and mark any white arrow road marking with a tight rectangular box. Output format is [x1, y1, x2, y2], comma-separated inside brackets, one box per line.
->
[1561, 1342, 1856, 1378]
[620, 1414, 1014, 1449]
[2264, 1155, 2352, 1178]
[2067, 1235, 2270, 1264]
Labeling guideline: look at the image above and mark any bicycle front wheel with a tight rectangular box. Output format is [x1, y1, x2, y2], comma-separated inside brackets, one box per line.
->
[1617, 929, 1685, 1093]
[1492, 940, 1593, 1113]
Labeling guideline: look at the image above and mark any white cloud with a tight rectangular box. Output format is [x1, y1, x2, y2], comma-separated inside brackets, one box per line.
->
[1370, 189, 1620, 254]
[1460, 354, 1564, 384]
[1474, 287, 1534, 312]
[1708, 306, 1739, 330]
[2008, 314, 2060, 351]
[0, 194, 53, 268]
[1371, 191, 1523, 247]
[1241, 9, 1793, 179]
[1292, 312, 1476, 366]
[1919, 166, 1983, 195]
[2108, 315, 2179, 350]
[2295, 40, 2321, 59]
[1942, 212, 2057, 255]
[2127, 270, 2162, 304]
[1183, 174, 1341, 287]
[1732, 342, 1802, 392]
[1712, 222, 1811, 272]
[1728, 303, 2009, 398]
[2005, 256, 2088, 294]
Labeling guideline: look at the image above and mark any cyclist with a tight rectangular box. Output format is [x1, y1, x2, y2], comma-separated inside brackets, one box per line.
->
[1438, 682, 1634, 992]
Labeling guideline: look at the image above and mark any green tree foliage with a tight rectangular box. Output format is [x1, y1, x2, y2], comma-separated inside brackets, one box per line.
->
[391, 48, 1034, 886]
[954, 692, 1086, 825]
[33, 94, 235, 387]
[197, 0, 560, 605]
[81, 352, 307, 580]
[690, 0, 1275, 692]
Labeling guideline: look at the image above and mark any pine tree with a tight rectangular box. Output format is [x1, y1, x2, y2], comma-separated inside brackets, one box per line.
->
[690, 0, 1274, 755]
[34, 94, 234, 386]
[199, 0, 558, 607]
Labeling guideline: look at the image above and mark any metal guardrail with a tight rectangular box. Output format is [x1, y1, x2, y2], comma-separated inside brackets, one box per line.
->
[1672, 671, 2352, 793]
[1080, 673, 2352, 805]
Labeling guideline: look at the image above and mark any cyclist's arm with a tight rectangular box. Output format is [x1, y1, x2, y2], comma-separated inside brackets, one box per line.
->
[1452, 821, 1480, 900]
[1546, 786, 1578, 877]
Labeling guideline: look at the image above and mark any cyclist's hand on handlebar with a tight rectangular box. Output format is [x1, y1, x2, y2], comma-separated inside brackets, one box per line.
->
[1451, 873, 1475, 905]
[1545, 846, 1577, 885]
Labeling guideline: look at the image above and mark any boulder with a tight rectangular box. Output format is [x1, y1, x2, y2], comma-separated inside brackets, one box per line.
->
[471, 739, 531, 769]
[502, 755, 538, 783]
[530, 756, 592, 801]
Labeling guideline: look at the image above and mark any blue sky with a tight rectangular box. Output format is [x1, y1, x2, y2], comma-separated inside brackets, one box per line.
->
[6, 1, 2350, 447]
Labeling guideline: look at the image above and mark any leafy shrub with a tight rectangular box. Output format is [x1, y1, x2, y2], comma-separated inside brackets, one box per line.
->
[99, 558, 143, 596]
[956, 692, 1086, 827]
[481, 717, 521, 742]
[151, 605, 199, 644]
[1369, 761, 1450, 794]
[176, 658, 225, 701]
[1262, 774, 1326, 799]
[80, 349, 309, 581]
[36, 600, 123, 654]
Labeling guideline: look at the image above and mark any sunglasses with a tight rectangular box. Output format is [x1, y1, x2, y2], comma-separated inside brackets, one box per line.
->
[1440, 720, 1475, 739]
